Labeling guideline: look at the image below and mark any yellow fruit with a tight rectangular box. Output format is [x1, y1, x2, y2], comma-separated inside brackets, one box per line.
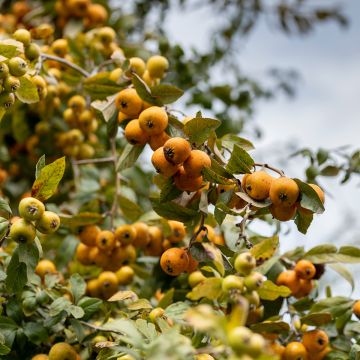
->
[96, 230, 116, 252]
[79, 225, 100, 247]
[151, 147, 180, 177]
[87, 278, 100, 297]
[244, 171, 273, 200]
[76, 243, 92, 266]
[124, 119, 149, 145]
[167, 220, 186, 243]
[163, 137, 191, 165]
[138, 106, 168, 135]
[32, 355, 49, 360]
[269, 177, 300, 207]
[149, 131, 170, 151]
[276, 270, 300, 295]
[146, 55, 169, 79]
[302, 330, 329, 354]
[98, 271, 118, 298]
[115, 265, 134, 285]
[114, 224, 137, 245]
[270, 203, 297, 221]
[115, 88, 143, 117]
[353, 300, 360, 319]
[283, 342, 308, 360]
[132, 222, 150, 248]
[35, 259, 57, 279]
[294, 260, 316, 280]
[183, 150, 211, 177]
[128, 57, 146, 76]
[48, 343, 77, 360]
[174, 167, 203, 192]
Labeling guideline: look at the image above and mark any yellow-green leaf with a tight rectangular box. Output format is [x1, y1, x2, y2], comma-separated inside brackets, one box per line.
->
[187, 277, 222, 301]
[257, 280, 291, 300]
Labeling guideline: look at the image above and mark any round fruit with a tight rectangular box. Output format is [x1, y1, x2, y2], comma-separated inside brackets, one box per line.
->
[294, 279, 314, 299]
[87, 278, 100, 297]
[48, 342, 77, 360]
[35, 259, 57, 279]
[132, 222, 150, 248]
[183, 150, 211, 177]
[18, 197, 45, 221]
[128, 57, 146, 76]
[244, 272, 265, 291]
[75, 243, 92, 265]
[13, 28, 31, 45]
[79, 225, 100, 247]
[295, 260, 316, 280]
[146, 55, 169, 79]
[302, 330, 329, 353]
[8, 57, 28, 77]
[25, 43, 41, 60]
[222, 275, 244, 292]
[0, 92, 16, 109]
[167, 220, 186, 243]
[31, 75, 48, 99]
[353, 300, 360, 319]
[0, 63, 9, 79]
[270, 203, 297, 221]
[151, 147, 180, 177]
[97, 26, 116, 44]
[195, 355, 215, 360]
[269, 177, 300, 207]
[160, 247, 189, 276]
[96, 230, 116, 252]
[68, 95, 86, 113]
[124, 119, 149, 145]
[4, 76, 20, 92]
[283, 342, 307, 360]
[98, 271, 118, 298]
[248, 333, 266, 357]
[163, 137, 191, 165]
[139, 106, 168, 135]
[234, 252, 256, 275]
[114, 224, 137, 245]
[115, 266, 135, 285]
[244, 171, 273, 201]
[188, 271, 206, 288]
[32, 354, 49, 360]
[149, 131, 170, 151]
[276, 270, 300, 295]
[149, 307, 165, 323]
[36, 211, 60, 234]
[86, 3, 108, 26]
[227, 326, 253, 354]
[115, 88, 143, 117]
[144, 226, 163, 256]
[10, 218, 36, 244]
[174, 167, 203, 192]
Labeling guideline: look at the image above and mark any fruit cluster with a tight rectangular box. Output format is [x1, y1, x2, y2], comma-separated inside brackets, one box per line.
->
[9, 196, 60, 244]
[276, 259, 317, 298]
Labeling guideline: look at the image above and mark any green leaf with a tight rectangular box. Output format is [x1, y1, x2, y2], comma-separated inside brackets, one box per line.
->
[6, 252, 27, 293]
[78, 297, 103, 320]
[187, 277, 222, 301]
[132, 74, 161, 105]
[118, 194, 143, 222]
[304, 245, 360, 264]
[102, 319, 143, 343]
[320, 165, 340, 177]
[49, 297, 71, 317]
[150, 197, 199, 223]
[257, 280, 291, 300]
[117, 144, 144, 171]
[250, 321, 290, 334]
[226, 145, 254, 174]
[0, 41, 21, 58]
[107, 110, 118, 138]
[183, 116, 221, 146]
[221, 134, 254, 151]
[17, 242, 40, 277]
[68, 305, 85, 319]
[59, 212, 103, 227]
[310, 296, 354, 317]
[23, 322, 48, 345]
[69, 274, 86, 304]
[294, 210, 313, 234]
[250, 236, 279, 260]
[350, 344, 360, 360]
[202, 242, 225, 276]
[329, 263, 354, 292]
[202, 166, 233, 185]
[0, 343, 11, 355]
[165, 302, 190, 322]
[151, 84, 184, 104]
[31, 157, 66, 201]
[91, 94, 117, 122]
[16, 76, 40, 104]
[84, 72, 125, 99]
[159, 179, 182, 203]
[294, 179, 325, 214]
[0, 198, 12, 214]
[35, 155, 46, 179]
[301, 312, 332, 326]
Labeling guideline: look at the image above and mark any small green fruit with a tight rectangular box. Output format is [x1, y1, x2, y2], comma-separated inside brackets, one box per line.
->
[10, 218, 36, 244]
[3, 76, 20, 92]
[13, 29, 31, 46]
[36, 290, 50, 305]
[0, 63, 9, 79]
[36, 211, 60, 234]
[22, 296, 37, 313]
[8, 57, 28, 77]
[18, 197, 45, 221]
[222, 275, 244, 292]
[228, 326, 252, 354]
[234, 252, 256, 275]
[0, 92, 15, 109]
[25, 43, 41, 61]
[244, 272, 264, 291]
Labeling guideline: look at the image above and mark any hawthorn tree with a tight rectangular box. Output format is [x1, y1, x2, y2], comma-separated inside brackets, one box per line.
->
[0, 1, 359, 360]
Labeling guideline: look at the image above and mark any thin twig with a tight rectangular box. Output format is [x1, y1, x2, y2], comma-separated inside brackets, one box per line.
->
[74, 156, 115, 165]
[110, 138, 120, 230]
[71, 158, 80, 191]
[41, 53, 90, 78]
[236, 204, 253, 249]
[79, 320, 125, 336]
[188, 213, 206, 248]
[253, 163, 285, 177]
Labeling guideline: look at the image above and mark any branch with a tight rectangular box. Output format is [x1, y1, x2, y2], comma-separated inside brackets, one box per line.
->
[253, 163, 285, 177]
[74, 156, 115, 165]
[189, 212, 206, 248]
[110, 137, 120, 230]
[236, 204, 253, 249]
[41, 53, 90, 78]
[79, 320, 125, 336]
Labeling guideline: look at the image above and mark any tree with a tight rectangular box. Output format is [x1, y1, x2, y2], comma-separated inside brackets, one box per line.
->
[0, 1, 358, 359]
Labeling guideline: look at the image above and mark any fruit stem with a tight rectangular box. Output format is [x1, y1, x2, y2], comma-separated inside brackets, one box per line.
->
[41, 53, 91, 78]
[253, 163, 285, 177]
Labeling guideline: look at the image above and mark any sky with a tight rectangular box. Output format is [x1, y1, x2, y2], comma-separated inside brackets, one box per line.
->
[163, 0, 360, 294]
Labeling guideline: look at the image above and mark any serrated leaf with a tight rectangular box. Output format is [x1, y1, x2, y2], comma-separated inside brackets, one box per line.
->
[118, 194, 143, 221]
[294, 179, 325, 214]
[6, 252, 27, 293]
[16, 76, 40, 104]
[151, 84, 184, 104]
[250, 236, 279, 260]
[301, 312, 332, 326]
[132, 74, 161, 105]
[91, 94, 117, 122]
[117, 144, 144, 171]
[159, 179, 182, 203]
[17, 242, 39, 277]
[59, 212, 103, 227]
[49, 297, 71, 317]
[226, 145, 254, 174]
[187, 277, 222, 301]
[78, 297, 102, 319]
[257, 280, 291, 300]
[35, 155, 46, 179]
[183, 117, 221, 146]
[31, 157, 66, 201]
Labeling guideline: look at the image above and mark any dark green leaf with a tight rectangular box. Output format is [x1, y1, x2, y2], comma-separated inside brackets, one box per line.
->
[226, 145, 254, 174]
[0, 198, 12, 214]
[132, 74, 161, 105]
[159, 179, 182, 203]
[301, 312, 332, 326]
[118, 194, 143, 221]
[294, 179, 325, 214]
[183, 116, 221, 146]
[117, 144, 144, 171]
[202, 167, 233, 185]
[78, 297, 103, 320]
[107, 110, 118, 138]
[151, 84, 184, 104]
[84, 72, 125, 99]
[294, 210, 313, 234]
[6, 252, 27, 293]
[23, 322, 48, 345]
[69, 273, 86, 304]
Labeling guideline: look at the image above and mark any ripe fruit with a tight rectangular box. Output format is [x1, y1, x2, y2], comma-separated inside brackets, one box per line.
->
[76, 243, 92, 265]
[79, 225, 100, 247]
[139, 106, 168, 135]
[270, 203, 297, 221]
[353, 300, 360, 319]
[4, 76, 20, 92]
[144, 226, 163, 256]
[115, 88, 143, 116]
[276, 270, 301, 295]
[160, 247, 189, 276]
[244, 272, 264, 291]
[269, 177, 299, 207]
[36, 211, 60, 234]
[146, 55, 169, 79]
[295, 260, 316, 280]
[188, 271, 206, 288]
[114, 224, 137, 245]
[303, 330, 329, 353]
[86, 3, 108, 26]
[124, 119, 149, 145]
[132, 222, 150, 248]
[13, 28, 31, 45]
[96, 230, 116, 252]
[167, 220, 186, 243]
[97, 26, 116, 44]
[244, 171, 273, 200]
[35, 259, 57, 279]
[87, 278, 100, 297]
[195, 225, 216, 242]
[283, 342, 308, 360]
[18, 197, 45, 221]
[68, 95, 86, 113]
[163, 137, 191, 165]
[308, 183, 325, 204]
[149, 131, 170, 151]
[151, 147, 180, 177]
[174, 167, 203, 192]
[8, 57, 27, 77]
[32, 355, 49, 360]
[222, 275, 244, 292]
[98, 271, 118, 298]
[10, 218, 36, 244]
[115, 265, 134, 285]
[294, 279, 314, 299]
[128, 57, 146, 76]
[48, 342, 77, 360]
[183, 150, 211, 177]
[248, 333, 266, 357]
[234, 252, 256, 275]
[31, 75, 47, 99]
[195, 355, 215, 360]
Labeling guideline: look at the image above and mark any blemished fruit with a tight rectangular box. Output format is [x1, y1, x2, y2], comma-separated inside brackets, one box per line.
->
[18, 197, 45, 221]
[35, 259, 57, 278]
[139, 106, 168, 135]
[10, 218, 36, 244]
[174, 167, 203, 192]
[115, 88, 143, 116]
[151, 147, 180, 177]
[269, 177, 299, 207]
[167, 220, 186, 243]
[234, 252, 256, 275]
[0, 92, 16, 109]
[276, 270, 301, 295]
[96, 230, 116, 252]
[115, 265, 134, 285]
[8, 56, 28, 76]
[146, 55, 169, 78]
[124, 119, 149, 145]
[35, 211, 60, 234]
[163, 137, 191, 165]
[160, 247, 189, 276]
[114, 224, 137, 245]
[295, 260, 316, 280]
[283, 342, 308, 360]
[244, 171, 273, 200]
[222, 275, 244, 292]
[183, 149, 211, 177]
[48, 342, 77, 360]
[302, 330, 329, 353]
